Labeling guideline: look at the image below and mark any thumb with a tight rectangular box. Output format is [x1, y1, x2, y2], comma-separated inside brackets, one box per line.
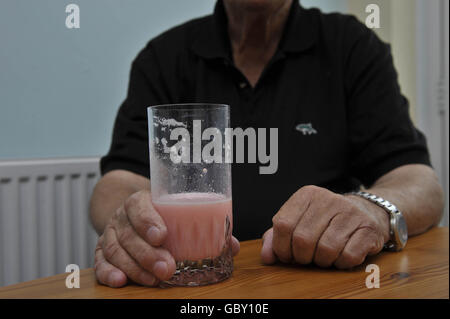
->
[261, 228, 277, 264]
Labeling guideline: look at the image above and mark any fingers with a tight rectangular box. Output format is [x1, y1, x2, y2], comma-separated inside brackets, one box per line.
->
[291, 191, 339, 264]
[261, 228, 277, 265]
[231, 236, 240, 257]
[94, 237, 127, 288]
[270, 186, 387, 269]
[313, 212, 359, 268]
[334, 227, 384, 269]
[113, 202, 176, 280]
[101, 226, 160, 286]
[124, 190, 168, 247]
[272, 186, 314, 262]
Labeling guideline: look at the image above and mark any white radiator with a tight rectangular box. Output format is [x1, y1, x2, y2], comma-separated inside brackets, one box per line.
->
[0, 157, 100, 287]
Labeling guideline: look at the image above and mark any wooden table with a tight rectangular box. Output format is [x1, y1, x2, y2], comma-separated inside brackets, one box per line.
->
[0, 227, 448, 299]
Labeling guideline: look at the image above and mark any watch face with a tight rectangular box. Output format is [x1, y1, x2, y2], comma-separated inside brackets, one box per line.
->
[397, 214, 408, 246]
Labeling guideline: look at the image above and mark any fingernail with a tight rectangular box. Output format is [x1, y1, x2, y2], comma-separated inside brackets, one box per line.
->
[147, 226, 161, 244]
[140, 272, 157, 286]
[108, 271, 124, 286]
[153, 261, 168, 279]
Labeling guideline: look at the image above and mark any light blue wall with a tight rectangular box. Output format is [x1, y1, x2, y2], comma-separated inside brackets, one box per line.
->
[302, 0, 347, 12]
[0, 0, 347, 160]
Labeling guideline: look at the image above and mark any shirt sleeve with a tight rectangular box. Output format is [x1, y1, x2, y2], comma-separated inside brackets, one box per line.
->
[344, 17, 431, 187]
[100, 44, 170, 178]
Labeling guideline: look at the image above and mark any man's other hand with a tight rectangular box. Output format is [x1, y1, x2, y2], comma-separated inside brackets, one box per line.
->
[261, 185, 390, 269]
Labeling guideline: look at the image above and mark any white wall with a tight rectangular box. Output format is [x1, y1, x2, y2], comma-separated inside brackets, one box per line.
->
[415, 0, 449, 226]
[347, 0, 418, 120]
[0, 0, 216, 160]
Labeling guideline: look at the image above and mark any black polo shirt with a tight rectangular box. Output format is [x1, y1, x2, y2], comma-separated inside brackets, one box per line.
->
[101, 0, 431, 240]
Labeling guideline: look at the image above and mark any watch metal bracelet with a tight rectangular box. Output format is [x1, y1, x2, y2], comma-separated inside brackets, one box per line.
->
[349, 191, 400, 215]
[348, 190, 407, 251]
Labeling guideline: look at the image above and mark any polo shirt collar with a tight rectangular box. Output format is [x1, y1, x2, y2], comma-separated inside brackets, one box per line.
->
[190, 0, 317, 60]
[281, 0, 317, 53]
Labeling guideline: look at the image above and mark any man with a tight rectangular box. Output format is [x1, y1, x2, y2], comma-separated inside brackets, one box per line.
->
[90, 0, 444, 287]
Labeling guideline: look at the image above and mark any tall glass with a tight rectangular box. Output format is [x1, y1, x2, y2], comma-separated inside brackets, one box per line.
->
[147, 104, 233, 287]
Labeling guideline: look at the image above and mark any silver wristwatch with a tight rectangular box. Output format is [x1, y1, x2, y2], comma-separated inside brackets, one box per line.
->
[349, 191, 408, 252]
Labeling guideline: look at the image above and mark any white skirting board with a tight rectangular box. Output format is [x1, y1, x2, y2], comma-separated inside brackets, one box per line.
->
[0, 157, 100, 287]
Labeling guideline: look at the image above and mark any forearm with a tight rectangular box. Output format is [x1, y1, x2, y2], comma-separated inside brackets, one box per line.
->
[89, 170, 150, 234]
[363, 164, 444, 236]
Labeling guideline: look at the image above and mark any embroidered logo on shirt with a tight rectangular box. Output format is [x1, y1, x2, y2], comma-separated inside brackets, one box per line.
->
[295, 123, 318, 135]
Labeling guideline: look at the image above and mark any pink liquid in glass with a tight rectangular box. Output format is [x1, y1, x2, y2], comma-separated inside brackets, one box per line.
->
[152, 192, 233, 261]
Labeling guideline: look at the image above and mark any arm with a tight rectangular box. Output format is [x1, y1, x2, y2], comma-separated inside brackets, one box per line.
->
[90, 169, 241, 287]
[262, 164, 444, 269]
[261, 18, 444, 269]
[89, 170, 150, 235]
[356, 164, 444, 236]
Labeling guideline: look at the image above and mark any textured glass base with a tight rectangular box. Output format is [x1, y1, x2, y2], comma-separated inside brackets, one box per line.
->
[160, 241, 233, 287]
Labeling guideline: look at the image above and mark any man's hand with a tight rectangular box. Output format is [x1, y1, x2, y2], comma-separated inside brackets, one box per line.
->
[261, 185, 390, 269]
[94, 190, 176, 287]
[94, 189, 240, 287]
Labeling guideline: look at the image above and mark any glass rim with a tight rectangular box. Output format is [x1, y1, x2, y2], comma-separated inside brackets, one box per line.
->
[147, 103, 229, 111]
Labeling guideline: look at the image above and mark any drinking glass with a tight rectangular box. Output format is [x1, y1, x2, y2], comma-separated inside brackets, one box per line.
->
[147, 103, 233, 287]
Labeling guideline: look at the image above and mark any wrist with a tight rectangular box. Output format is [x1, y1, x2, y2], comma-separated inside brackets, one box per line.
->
[346, 194, 391, 243]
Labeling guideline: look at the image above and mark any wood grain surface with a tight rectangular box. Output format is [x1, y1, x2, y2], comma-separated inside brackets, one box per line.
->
[0, 227, 448, 299]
